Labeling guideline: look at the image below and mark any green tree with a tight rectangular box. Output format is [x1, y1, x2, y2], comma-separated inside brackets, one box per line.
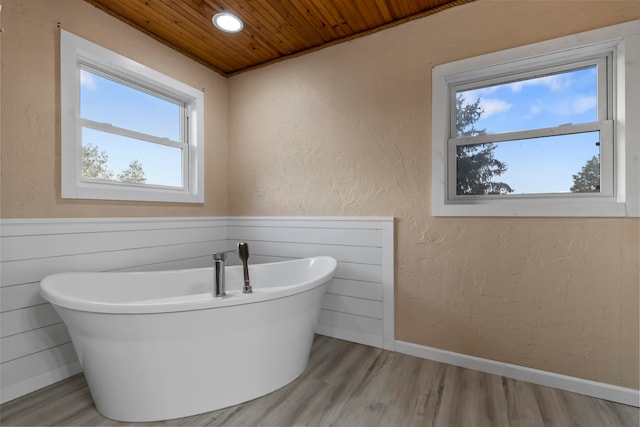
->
[82, 143, 114, 181]
[455, 95, 514, 195]
[82, 143, 146, 184]
[570, 155, 600, 192]
[117, 159, 147, 184]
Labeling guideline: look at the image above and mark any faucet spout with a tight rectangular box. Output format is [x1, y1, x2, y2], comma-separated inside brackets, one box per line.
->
[212, 251, 231, 297]
[212, 243, 251, 297]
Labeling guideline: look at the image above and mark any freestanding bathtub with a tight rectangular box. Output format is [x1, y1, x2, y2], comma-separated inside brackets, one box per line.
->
[40, 256, 337, 422]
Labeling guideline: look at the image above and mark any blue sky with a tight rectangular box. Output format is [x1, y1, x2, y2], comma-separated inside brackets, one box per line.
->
[80, 69, 183, 187]
[456, 66, 600, 194]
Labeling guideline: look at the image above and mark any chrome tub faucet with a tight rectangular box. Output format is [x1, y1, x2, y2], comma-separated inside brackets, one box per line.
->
[212, 242, 252, 297]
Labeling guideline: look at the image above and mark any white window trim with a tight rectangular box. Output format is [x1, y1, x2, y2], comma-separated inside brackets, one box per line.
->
[432, 20, 640, 217]
[60, 30, 204, 203]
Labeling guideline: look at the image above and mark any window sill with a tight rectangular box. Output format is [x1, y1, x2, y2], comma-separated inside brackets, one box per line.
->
[62, 182, 204, 204]
[432, 197, 630, 217]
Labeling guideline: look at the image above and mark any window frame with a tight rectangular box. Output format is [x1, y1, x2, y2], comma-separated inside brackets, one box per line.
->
[431, 20, 640, 217]
[60, 30, 204, 203]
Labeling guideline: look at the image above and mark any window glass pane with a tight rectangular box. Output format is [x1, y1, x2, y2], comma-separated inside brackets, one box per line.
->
[456, 131, 600, 195]
[456, 66, 598, 136]
[82, 128, 183, 188]
[80, 69, 181, 141]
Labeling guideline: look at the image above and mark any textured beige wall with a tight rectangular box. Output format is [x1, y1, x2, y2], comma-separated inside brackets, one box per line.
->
[228, 1, 640, 388]
[1, 0, 228, 218]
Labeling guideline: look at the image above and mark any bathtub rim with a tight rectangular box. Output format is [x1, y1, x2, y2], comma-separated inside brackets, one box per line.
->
[40, 256, 337, 315]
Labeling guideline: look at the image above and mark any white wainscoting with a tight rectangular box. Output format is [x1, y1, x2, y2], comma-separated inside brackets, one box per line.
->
[0, 217, 228, 404]
[0, 216, 394, 404]
[226, 217, 395, 351]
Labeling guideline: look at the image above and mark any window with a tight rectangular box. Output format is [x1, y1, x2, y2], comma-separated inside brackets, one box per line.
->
[60, 30, 204, 203]
[432, 20, 640, 217]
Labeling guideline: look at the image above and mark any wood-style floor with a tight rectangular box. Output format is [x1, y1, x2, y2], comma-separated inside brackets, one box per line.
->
[1, 336, 638, 427]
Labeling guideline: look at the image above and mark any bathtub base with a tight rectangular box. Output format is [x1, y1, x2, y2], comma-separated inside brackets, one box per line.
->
[59, 284, 327, 422]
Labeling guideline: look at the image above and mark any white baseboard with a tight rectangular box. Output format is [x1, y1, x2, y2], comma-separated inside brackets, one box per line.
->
[0, 361, 82, 405]
[395, 340, 640, 408]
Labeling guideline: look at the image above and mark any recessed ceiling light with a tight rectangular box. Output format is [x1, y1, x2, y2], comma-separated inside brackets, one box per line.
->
[212, 12, 243, 33]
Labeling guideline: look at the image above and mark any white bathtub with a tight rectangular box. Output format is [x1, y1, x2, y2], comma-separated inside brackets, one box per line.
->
[40, 256, 337, 422]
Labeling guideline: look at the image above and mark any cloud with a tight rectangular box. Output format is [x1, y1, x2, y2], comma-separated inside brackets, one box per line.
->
[458, 90, 512, 119]
[526, 104, 542, 119]
[470, 86, 499, 96]
[508, 74, 572, 93]
[540, 95, 597, 118]
[459, 87, 498, 105]
[80, 70, 97, 91]
[572, 95, 597, 114]
[480, 99, 512, 118]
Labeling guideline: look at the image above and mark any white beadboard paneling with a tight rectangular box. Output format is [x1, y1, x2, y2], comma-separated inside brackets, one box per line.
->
[317, 310, 384, 348]
[1, 343, 79, 388]
[335, 262, 383, 283]
[227, 217, 393, 353]
[0, 217, 227, 236]
[240, 240, 381, 265]
[227, 225, 382, 247]
[1, 283, 45, 312]
[112, 255, 213, 272]
[1, 241, 224, 286]
[0, 217, 231, 404]
[2, 226, 226, 262]
[236, 254, 294, 265]
[1, 323, 70, 363]
[326, 278, 382, 301]
[0, 216, 395, 405]
[238, 257, 384, 284]
[1, 305, 62, 338]
[228, 261, 384, 288]
[226, 217, 394, 353]
[227, 217, 391, 230]
[322, 294, 383, 319]
[0, 361, 82, 405]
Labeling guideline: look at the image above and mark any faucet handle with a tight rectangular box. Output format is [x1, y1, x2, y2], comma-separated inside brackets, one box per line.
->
[237, 242, 252, 293]
[237, 242, 249, 262]
[213, 250, 235, 261]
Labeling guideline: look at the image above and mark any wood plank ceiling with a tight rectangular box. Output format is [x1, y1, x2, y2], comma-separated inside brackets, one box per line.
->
[85, 0, 474, 76]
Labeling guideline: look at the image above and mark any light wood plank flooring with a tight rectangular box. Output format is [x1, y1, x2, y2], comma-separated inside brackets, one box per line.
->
[1, 335, 638, 426]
